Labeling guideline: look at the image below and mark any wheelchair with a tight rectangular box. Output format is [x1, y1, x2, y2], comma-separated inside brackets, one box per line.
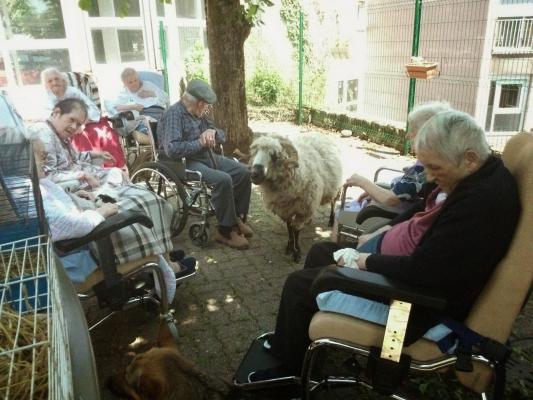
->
[130, 151, 217, 247]
[234, 132, 533, 399]
[336, 166, 417, 244]
[66, 70, 160, 175]
[54, 210, 179, 337]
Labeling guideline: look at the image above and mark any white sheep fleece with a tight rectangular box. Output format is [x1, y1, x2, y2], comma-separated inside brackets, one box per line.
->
[250, 132, 342, 229]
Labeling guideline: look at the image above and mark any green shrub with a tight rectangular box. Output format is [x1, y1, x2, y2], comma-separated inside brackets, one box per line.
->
[249, 67, 283, 105]
[184, 41, 208, 82]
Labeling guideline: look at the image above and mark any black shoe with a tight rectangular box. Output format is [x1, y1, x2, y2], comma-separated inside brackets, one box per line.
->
[175, 257, 196, 279]
[169, 249, 186, 262]
[247, 366, 294, 383]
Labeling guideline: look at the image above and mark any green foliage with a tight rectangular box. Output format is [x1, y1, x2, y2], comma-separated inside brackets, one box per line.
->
[249, 66, 283, 105]
[241, 0, 274, 26]
[7, 0, 65, 39]
[280, 0, 310, 62]
[184, 41, 208, 82]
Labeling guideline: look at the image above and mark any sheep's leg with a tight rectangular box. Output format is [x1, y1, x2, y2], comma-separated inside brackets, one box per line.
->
[292, 228, 301, 262]
[328, 199, 336, 227]
[285, 220, 294, 255]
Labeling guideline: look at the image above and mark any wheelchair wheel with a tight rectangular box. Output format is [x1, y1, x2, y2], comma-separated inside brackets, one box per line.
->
[131, 162, 189, 236]
[189, 223, 209, 247]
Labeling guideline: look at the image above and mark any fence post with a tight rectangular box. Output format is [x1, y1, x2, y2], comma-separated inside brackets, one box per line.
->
[297, 10, 304, 125]
[404, 0, 423, 155]
[159, 21, 169, 95]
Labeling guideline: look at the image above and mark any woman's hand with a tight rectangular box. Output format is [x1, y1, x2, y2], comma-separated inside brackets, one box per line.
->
[356, 253, 370, 270]
[357, 191, 369, 202]
[90, 150, 115, 163]
[345, 172, 365, 187]
[82, 172, 100, 189]
[75, 190, 95, 201]
[96, 203, 119, 217]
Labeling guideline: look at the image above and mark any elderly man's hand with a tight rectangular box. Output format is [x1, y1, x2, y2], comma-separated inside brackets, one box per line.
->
[137, 89, 155, 98]
[200, 129, 217, 148]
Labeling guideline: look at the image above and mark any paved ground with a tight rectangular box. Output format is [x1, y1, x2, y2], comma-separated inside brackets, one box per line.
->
[89, 121, 532, 399]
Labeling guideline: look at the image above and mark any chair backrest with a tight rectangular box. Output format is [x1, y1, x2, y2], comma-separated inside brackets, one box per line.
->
[465, 132, 533, 340]
[454, 132, 533, 392]
[65, 71, 101, 111]
[139, 70, 164, 91]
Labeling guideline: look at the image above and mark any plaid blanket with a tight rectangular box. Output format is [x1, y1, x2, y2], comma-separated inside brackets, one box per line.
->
[105, 185, 174, 264]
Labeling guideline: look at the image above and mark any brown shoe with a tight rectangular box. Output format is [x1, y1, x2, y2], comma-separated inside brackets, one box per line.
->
[215, 230, 250, 250]
[237, 218, 253, 238]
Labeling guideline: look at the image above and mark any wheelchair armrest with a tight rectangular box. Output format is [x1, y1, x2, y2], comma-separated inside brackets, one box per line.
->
[108, 111, 136, 131]
[355, 204, 400, 224]
[54, 210, 153, 253]
[373, 166, 404, 182]
[311, 266, 447, 310]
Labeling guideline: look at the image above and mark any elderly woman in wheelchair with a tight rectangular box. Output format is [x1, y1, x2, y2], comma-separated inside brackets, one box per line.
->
[245, 110, 521, 395]
[41, 67, 126, 169]
[333, 101, 452, 243]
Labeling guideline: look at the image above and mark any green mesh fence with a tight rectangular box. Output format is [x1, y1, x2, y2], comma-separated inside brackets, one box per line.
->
[247, 0, 533, 153]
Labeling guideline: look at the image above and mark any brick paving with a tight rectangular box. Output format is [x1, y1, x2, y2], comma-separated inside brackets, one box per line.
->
[89, 122, 532, 399]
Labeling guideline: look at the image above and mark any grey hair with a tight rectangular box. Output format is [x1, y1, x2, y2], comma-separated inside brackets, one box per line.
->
[40, 67, 67, 88]
[182, 91, 198, 104]
[414, 110, 491, 164]
[408, 101, 452, 136]
[120, 67, 138, 82]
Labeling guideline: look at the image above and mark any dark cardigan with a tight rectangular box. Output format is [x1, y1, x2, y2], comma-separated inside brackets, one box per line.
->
[367, 156, 521, 342]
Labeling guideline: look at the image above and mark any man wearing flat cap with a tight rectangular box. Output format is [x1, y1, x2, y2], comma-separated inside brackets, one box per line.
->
[158, 79, 252, 249]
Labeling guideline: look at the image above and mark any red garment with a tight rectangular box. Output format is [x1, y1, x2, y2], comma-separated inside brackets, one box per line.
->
[380, 188, 446, 256]
[71, 117, 126, 168]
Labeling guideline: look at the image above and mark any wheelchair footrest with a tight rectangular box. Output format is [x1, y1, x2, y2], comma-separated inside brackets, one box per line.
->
[366, 347, 411, 395]
[233, 333, 298, 390]
[93, 277, 129, 311]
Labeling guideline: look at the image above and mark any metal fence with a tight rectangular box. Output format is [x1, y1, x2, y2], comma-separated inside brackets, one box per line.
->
[251, 0, 533, 152]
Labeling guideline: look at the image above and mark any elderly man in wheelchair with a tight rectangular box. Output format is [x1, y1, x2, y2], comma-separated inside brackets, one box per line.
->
[157, 79, 253, 250]
[237, 110, 528, 400]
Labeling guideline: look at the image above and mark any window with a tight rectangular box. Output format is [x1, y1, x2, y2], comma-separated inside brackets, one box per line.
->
[156, 0, 165, 16]
[499, 84, 521, 108]
[90, 28, 146, 63]
[337, 79, 359, 111]
[347, 79, 358, 102]
[10, 50, 71, 85]
[91, 30, 107, 64]
[176, 0, 196, 18]
[178, 26, 205, 60]
[176, 0, 205, 18]
[337, 81, 344, 104]
[118, 30, 146, 62]
[88, 0, 141, 17]
[4, 0, 65, 39]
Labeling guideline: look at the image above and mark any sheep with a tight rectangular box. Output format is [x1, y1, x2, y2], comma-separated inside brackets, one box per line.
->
[250, 133, 342, 261]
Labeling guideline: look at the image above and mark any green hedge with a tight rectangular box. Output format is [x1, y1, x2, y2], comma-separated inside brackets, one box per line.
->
[248, 105, 408, 153]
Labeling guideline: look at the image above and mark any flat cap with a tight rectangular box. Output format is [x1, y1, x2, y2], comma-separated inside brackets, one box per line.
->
[186, 79, 217, 104]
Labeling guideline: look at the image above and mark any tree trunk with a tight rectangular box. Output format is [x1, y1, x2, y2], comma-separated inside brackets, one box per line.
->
[206, 0, 253, 155]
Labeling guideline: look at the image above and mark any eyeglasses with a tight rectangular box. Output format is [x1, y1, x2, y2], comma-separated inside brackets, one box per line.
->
[202, 104, 213, 117]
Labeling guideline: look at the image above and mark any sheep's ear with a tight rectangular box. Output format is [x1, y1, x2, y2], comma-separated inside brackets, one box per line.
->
[278, 136, 298, 162]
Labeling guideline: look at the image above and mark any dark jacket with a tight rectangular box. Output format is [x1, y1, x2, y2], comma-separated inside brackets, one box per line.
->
[366, 156, 520, 342]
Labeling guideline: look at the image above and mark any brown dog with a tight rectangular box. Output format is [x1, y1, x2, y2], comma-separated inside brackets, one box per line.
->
[107, 322, 243, 400]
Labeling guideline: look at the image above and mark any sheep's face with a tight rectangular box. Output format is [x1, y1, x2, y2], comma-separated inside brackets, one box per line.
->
[250, 135, 298, 185]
